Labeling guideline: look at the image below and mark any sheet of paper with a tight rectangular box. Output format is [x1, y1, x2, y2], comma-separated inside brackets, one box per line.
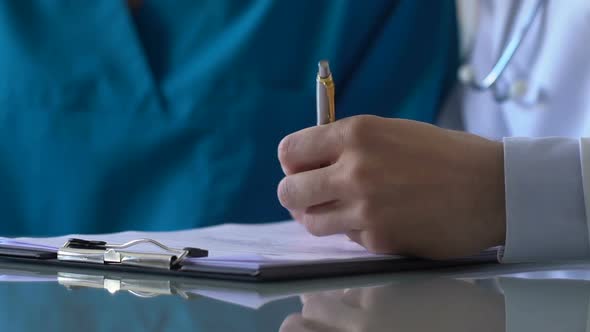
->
[1, 221, 397, 263]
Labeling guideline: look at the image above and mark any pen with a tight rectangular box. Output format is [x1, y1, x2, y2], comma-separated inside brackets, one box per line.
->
[316, 60, 336, 125]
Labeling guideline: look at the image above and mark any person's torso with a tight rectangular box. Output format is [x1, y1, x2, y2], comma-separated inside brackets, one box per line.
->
[0, 0, 458, 235]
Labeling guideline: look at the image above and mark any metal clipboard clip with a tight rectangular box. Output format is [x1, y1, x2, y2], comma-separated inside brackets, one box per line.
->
[58, 238, 208, 270]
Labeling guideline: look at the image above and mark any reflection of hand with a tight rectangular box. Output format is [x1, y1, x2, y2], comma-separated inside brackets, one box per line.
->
[278, 115, 505, 259]
[279, 279, 505, 332]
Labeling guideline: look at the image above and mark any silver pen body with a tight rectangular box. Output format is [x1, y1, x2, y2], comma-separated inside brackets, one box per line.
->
[316, 60, 336, 125]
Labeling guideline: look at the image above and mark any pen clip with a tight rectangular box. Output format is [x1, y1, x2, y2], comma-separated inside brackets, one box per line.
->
[316, 73, 336, 124]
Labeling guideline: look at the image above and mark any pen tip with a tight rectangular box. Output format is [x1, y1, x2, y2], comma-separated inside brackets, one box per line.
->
[318, 60, 331, 78]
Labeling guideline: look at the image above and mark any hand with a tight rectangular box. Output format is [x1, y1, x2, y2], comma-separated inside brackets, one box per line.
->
[279, 279, 505, 332]
[277, 115, 506, 259]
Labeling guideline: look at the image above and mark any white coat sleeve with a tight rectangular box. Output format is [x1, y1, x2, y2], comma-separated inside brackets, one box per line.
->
[501, 137, 590, 262]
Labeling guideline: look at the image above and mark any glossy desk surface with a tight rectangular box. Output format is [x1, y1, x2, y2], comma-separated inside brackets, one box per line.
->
[2, 260, 590, 332]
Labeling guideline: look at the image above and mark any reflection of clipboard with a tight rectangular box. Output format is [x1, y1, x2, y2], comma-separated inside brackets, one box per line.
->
[57, 272, 199, 299]
[0, 260, 408, 308]
[0, 260, 201, 299]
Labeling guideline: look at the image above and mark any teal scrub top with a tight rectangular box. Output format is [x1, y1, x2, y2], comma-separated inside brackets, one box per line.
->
[0, 1, 458, 236]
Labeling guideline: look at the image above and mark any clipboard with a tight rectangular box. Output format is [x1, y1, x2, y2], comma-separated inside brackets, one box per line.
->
[0, 221, 500, 282]
[0, 236, 499, 282]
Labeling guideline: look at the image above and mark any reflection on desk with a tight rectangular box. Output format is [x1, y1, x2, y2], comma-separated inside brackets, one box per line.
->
[2, 261, 590, 332]
[281, 279, 505, 332]
[281, 276, 590, 332]
[0, 282, 300, 332]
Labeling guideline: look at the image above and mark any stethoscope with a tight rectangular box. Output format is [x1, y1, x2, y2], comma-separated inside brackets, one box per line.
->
[458, 0, 547, 104]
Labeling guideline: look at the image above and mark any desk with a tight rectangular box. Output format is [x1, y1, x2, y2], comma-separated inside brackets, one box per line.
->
[1, 260, 590, 332]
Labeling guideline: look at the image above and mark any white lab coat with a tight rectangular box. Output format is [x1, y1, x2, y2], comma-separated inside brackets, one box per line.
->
[459, 0, 590, 138]
[444, 0, 590, 262]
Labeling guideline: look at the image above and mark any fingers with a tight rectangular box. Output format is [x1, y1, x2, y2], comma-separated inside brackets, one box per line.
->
[347, 229, 403, 255]
[299, 201, 359, 236]
[278, 124, 343, 175]
[289, 209, 304, 223]
[346, 231, 362, 245]
[278, 165, 340, 210]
